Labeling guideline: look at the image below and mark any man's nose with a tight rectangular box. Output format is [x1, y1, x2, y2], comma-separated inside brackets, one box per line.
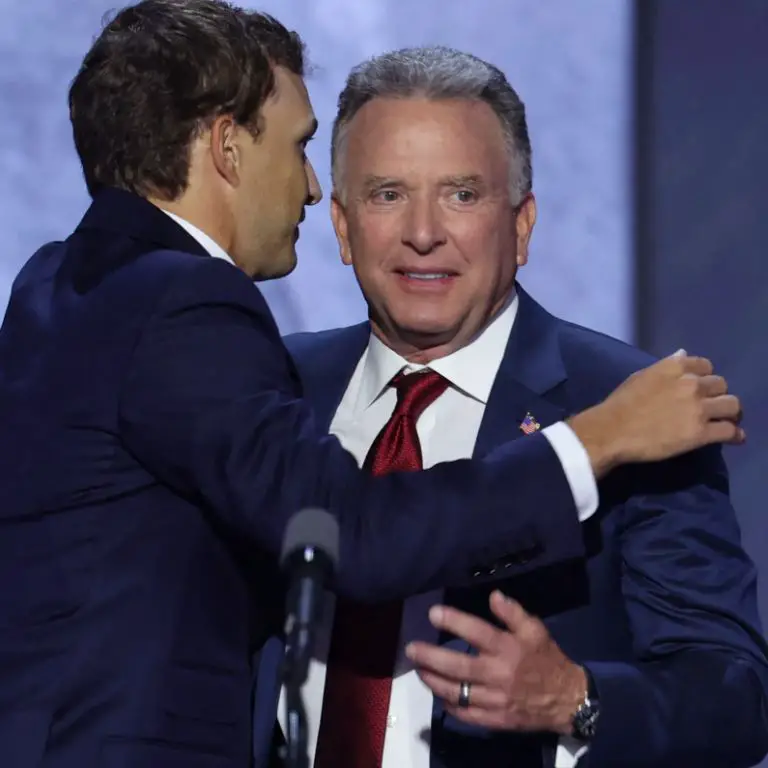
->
[306, 159, 323, 205]
[401, 198, 447, 254]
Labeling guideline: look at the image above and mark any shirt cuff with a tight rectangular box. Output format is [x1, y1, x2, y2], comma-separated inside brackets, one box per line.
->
[556, 736, 589, 767]
[541, 421, 599, 522]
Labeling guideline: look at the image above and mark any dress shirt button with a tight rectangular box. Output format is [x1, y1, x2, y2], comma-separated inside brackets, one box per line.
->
[387, 715, 397, 728]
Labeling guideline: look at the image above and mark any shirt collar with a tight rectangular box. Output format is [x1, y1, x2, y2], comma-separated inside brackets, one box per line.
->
[357, 290, 519, 410]
[160, 209, 234, 266]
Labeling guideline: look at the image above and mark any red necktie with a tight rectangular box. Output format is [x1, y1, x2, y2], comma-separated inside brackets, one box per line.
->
[314, 369, 450, 768]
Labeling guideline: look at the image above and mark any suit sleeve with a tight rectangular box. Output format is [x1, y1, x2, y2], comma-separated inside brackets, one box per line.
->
[582, 447, 768, 767]
[117, 259, 587, 602]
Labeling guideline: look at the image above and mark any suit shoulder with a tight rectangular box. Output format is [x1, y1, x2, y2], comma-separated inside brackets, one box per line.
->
[138, 250, 255, 295]
[120, 251, 272, 317]
[556, 317, 730, 482]
[284, 324, 367, 360]
[284, 326, 345, 354]
[557, 319, 657, 392]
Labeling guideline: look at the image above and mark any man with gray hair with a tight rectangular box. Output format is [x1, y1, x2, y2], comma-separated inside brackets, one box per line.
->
[283, 46, 768, 767]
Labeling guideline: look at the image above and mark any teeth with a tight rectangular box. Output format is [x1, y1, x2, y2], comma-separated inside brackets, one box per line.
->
[404, 273, 450, 280]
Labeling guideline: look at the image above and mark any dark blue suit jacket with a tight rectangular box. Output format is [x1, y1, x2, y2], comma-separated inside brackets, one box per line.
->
[285, 290, 768, 768]
[0, 190, 595, 768]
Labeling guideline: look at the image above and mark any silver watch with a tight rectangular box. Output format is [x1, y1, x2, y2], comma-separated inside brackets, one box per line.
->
[571, 693, 600, 741]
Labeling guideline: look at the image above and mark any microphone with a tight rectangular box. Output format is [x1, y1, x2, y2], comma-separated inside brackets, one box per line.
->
[280, 507, 340, 689]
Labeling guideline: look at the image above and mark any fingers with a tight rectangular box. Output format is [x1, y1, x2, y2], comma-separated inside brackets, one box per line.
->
[703, 420, 746, 446]
[647, 354, 714, 382]
[406, 641, 486, 684]
[667, 359, 745, 442]
[698, 375, 728, 397]
[416, 670, 507, 711]
[489, 591, 531, 633]
[703, 393, 741, 421]
[418, 669, 537, 730]
[426, 604, 506, 654]
[423, 596, 532, 655]
[611, 352, 745, 462]
[701, 393, 746, 442]
[678, 355, 714, 377]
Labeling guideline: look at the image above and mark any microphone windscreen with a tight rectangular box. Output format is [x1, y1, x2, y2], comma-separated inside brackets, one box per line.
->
[280, 507, 340, 569]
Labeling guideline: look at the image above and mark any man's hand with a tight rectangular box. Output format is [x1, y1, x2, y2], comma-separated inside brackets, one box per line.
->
[569, 352, 744, 478]
[405, 591, 586, 735]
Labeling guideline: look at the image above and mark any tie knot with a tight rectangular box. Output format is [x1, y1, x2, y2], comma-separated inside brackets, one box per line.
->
[390, 369, 449, 421]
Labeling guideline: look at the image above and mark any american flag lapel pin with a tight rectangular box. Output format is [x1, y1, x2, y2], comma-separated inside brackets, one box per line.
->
[519, 412, 541, 435]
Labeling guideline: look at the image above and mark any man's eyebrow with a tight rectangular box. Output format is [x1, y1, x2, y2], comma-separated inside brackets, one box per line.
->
[360, 174, 404, 190]
[440, 174, 486, 187]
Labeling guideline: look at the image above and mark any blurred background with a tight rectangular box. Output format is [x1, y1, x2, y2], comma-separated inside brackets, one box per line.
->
[0, 0, 766, 760]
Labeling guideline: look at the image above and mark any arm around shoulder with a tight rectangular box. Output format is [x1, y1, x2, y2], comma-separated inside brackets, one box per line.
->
[118, 259, 587, 601]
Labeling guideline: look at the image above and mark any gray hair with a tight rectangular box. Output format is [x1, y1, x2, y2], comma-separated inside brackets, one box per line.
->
[331, 46, 532, 205]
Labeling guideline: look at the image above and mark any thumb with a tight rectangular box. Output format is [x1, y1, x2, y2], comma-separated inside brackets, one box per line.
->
[489, 590, 529, 632]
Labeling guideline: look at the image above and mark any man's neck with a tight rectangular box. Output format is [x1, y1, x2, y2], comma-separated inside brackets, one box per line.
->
[148, 195, 233, 257]
[150, 198, 235, 267]
[370, 291, 517, 365]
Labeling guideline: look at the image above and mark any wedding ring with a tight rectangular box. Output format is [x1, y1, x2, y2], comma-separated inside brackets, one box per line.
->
[458, 680, 472, 708]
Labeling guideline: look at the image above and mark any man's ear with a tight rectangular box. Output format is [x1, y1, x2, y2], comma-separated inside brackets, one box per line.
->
[209, 114, 241, 187]
[331, 194, 353, 265]
[514, 193, 537, 267]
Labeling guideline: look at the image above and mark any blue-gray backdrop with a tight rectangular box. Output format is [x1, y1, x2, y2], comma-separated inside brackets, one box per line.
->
[0, 0, 633, 337]
[637, 9, 768, 766]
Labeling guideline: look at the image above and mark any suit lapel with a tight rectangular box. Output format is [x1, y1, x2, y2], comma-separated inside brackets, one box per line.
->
[473, 287, 567, 458]
[287, 323, 370, 432]
[473, 378, 564, 459]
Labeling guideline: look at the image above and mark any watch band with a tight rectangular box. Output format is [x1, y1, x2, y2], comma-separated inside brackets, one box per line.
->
[571, 667, 600, 741]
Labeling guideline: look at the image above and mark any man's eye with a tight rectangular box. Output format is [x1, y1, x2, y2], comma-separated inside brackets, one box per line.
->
[373, 189, 399, 202]
[453, 189, 477, 203]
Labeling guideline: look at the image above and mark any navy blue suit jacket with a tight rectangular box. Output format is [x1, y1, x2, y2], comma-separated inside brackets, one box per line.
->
[285, 290, 768, 768]
[0, 190, 596, 768]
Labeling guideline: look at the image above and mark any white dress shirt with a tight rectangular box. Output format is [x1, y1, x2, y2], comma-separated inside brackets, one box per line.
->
[161, 209, 235, 266]
[278, 294, 597, 767]
[156, 209, 594, 764]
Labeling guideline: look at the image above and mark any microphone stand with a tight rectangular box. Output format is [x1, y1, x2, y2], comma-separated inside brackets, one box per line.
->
[278, 511, 339, 768]
[281, 590, 314, 768]
[283, 678, 309, 768]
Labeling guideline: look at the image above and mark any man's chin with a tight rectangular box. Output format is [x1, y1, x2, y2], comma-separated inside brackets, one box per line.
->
[253, 248, 298, 282]
[386, 318, 463, 351]
[390, 311, 460, 339]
